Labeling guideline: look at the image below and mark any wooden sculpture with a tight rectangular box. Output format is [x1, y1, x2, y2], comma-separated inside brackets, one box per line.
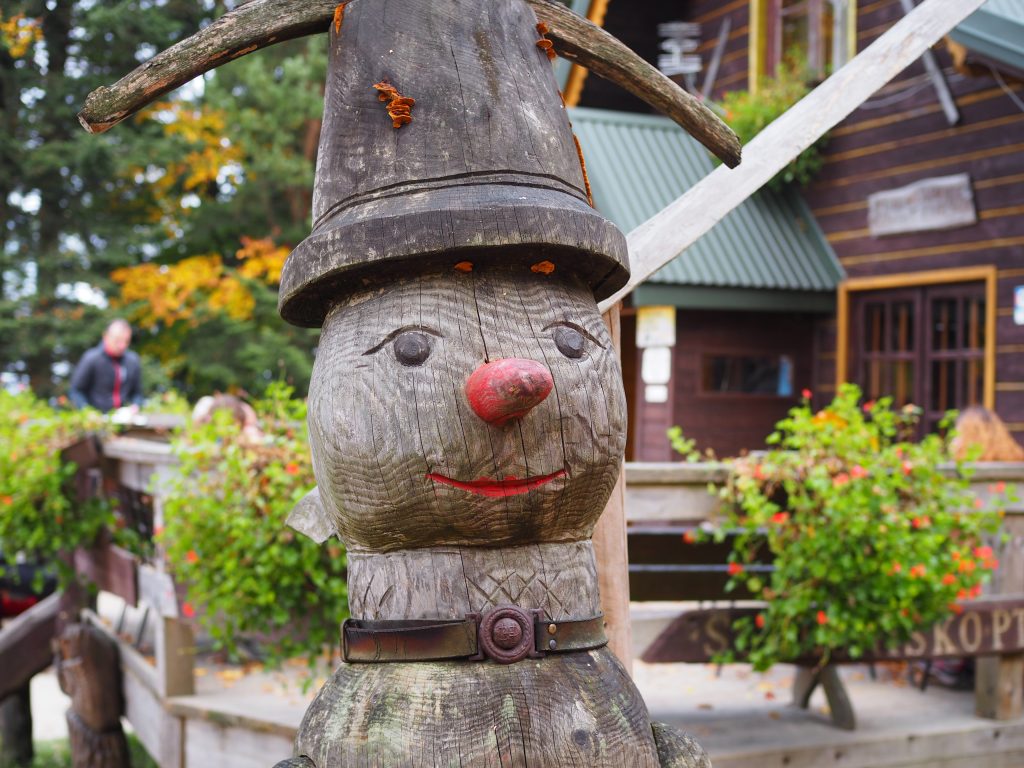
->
[83, 1, 739, 765]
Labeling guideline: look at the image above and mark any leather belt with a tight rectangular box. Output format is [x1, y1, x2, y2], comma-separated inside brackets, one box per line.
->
[343, 606, 606, 664]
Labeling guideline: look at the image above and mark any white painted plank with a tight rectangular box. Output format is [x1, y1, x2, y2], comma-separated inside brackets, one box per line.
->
[183, 719, 293, 768]
[598, 0, 989, 313]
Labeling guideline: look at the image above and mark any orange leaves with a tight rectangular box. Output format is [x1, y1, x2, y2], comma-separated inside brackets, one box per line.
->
[236, 236, 288, 284]
[111, 237, 288, 331]
[372, 81, 415, 128]
[0, 13, 42, 59]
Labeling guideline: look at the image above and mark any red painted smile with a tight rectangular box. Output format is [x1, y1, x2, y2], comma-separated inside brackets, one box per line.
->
[425, 469, 567, 498]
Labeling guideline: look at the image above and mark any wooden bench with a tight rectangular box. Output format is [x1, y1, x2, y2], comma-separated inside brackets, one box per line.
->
[627, 522, 1024, 729]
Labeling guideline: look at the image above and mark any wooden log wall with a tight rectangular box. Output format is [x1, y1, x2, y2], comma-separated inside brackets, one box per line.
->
[805, 0, 1024, 431]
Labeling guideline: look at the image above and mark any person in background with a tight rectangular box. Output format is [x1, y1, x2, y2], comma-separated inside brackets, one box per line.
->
[69, 319, 144, 413]
[191, 393, 264, 443]
[951, 406, 1024, 462]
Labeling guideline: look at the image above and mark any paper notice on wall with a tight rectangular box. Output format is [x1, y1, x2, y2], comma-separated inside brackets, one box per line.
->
[636, 306, 676, 348]
[641, 346, 672, 384]
[1016, 286, 1024, 326]
[645, 384, 669, 403]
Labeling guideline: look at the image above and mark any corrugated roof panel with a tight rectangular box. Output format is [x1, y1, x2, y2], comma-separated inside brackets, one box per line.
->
[570, 106, 844, 292]
[950, 0, 1024, 74]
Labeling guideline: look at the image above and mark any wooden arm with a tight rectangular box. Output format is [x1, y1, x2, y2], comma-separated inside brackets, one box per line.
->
[77, 0, 740, 167]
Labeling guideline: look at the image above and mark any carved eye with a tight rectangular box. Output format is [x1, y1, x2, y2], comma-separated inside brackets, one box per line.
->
[552, 326, 585, 359]
[393, 330, 432, 366]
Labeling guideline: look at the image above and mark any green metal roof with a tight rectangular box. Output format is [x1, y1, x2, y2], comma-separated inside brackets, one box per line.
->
[568, 107, 845, 308]
[951, 0, 1024, 75]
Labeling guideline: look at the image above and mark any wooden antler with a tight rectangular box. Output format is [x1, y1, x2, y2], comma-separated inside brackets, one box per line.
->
[77, 0, 741, 167]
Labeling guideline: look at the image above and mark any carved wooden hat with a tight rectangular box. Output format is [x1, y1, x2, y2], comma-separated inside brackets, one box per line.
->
[277, 0, 627, 327]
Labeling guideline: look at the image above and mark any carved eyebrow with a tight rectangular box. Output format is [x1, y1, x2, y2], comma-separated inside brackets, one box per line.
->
[541, 320, 605, 349]
[363, 325, 444, 355]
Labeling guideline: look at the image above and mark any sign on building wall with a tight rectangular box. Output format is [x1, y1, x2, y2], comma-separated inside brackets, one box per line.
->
[1016, 286, 1024, 326]
[636, 306, 676, 348]
[867, 173, 976, 237]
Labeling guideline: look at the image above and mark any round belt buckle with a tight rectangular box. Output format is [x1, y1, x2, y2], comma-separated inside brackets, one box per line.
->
[477, 605, 536, 664]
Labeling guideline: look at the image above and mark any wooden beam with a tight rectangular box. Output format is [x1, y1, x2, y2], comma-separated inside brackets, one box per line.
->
[598, 0, 991, 313]
[0, 592, 61, 700]
[898, 0, 959, 125]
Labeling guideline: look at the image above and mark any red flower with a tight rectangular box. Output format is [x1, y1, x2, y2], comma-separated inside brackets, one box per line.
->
[284, 462, 301, 475]
[727, 562, 744, 576]
[0, 496, 11, 506]
[970, 584, 983, 599]
[682, 530, 696, 544]
[901, 460, 913, 476]
[801, 388, 812, 400]
[771, 511, 790, 524]
[950, 603, 964, 615]
[942, 573, 956, 585]
[154, 525, 165, 537]
[753, 464, 766, 480]
[186, 550, 199, 564]
[182, 602, 196, 618]
[951, 550, 961, 561]
[990, 482, 1007, 494]
[862, 400, 875, 412]
[973, 545, 993, 560]
[832, 472, 850, 488]
[755, 613, 766, 629]
[973, 497, 985, 509]
[816, 610, 828, 625]
[983, 558, 1000, 571]
[911, 516, 931, 529]
[850, 465, 869, 479]
[958, 559, 977, 574]
[890, 562, 902, 574]
[909, 564, 926, 578]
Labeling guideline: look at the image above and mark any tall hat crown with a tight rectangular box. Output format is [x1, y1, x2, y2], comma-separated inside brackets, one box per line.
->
[277, 0, 629, 327]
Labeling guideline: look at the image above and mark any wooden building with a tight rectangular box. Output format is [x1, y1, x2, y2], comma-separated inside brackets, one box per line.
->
[567, 0, 1024, 459]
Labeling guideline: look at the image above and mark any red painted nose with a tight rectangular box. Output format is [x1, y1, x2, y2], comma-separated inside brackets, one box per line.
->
[466, 358, 553, 426]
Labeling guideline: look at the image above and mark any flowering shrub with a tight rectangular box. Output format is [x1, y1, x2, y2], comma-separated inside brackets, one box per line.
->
[708, 384, 1008, 670]
[160, 383, 347, 667]
[0, 389, 115, 588]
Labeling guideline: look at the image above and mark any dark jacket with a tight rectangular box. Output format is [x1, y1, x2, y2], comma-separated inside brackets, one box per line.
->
[69, 344, 143, 412]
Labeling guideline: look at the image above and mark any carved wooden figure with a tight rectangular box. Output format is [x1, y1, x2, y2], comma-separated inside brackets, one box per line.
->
[83, 0, 739, 765]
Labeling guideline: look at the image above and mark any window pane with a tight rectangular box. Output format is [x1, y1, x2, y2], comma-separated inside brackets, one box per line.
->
[931, 360, 956, 412]
[966, 357, 984, 406]
[963, 296, 985, 351]
[893, 360, 915, 407]
[931, 298, 958, 352]
[891, 301, 915, 352]
[703, 355, 792, 395]
[864, 302, 885, 352]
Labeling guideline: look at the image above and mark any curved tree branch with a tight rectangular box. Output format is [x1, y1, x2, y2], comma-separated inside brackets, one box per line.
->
[78, 0, 740, 167]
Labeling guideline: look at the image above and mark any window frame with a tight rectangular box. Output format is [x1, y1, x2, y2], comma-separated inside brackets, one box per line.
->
[837, 267, 997, 412]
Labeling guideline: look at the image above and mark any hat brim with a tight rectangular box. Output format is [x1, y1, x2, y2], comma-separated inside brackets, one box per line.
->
[278, 183, 629, 328]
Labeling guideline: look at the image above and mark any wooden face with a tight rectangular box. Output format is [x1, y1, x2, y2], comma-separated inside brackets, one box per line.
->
[307, 264, 626, 551]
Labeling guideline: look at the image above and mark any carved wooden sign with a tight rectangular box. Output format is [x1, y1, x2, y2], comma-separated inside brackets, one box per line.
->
[867, 173, 977, 237]
[643, 599, 1024, 664]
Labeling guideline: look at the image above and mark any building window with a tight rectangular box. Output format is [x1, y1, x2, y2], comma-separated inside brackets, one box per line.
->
[752, 0, 856, 87]
[702, 353, 794, 396]
[851, 282, 987, 432]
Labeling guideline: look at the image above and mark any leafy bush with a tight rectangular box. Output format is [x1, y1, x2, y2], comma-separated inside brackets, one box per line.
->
[0, 390, 114, 587]
[705, 384, 1008, 670]
[160, 383, 347, 667]
[720, 56, 827, 189]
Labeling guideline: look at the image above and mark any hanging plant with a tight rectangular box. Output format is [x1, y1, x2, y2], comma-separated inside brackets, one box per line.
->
[719, 55, 827, 189]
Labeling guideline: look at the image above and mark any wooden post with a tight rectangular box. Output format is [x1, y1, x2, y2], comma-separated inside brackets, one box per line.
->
[56, 623, 131, 768]
[0, 684, 33, 767]
[596, 303, 633, 672]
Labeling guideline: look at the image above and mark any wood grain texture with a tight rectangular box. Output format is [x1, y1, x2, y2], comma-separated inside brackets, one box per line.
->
[600, 0, 990, 313]
[295, 649, 660, 767]
[0, 591, 60, 700]
[306, 266, 627, 551]
[278, 0, 628, 326]
[347, 541, 601, 621]
[651, 721, 711, 768]
[0, 684, 33, 766]
[76, 0, 740, 168]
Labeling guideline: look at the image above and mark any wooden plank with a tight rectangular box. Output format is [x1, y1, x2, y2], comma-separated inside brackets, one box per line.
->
[182, 718, 293, 768]
[156, 616, 195, 698]
[0, 592, 60, 700]
[976, 654, 1024, 720]
[642, 598, 1024, 664]
[599, 0, 992, 313]
[74, 544, 138, 606]
[122, 663, 183, 768]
